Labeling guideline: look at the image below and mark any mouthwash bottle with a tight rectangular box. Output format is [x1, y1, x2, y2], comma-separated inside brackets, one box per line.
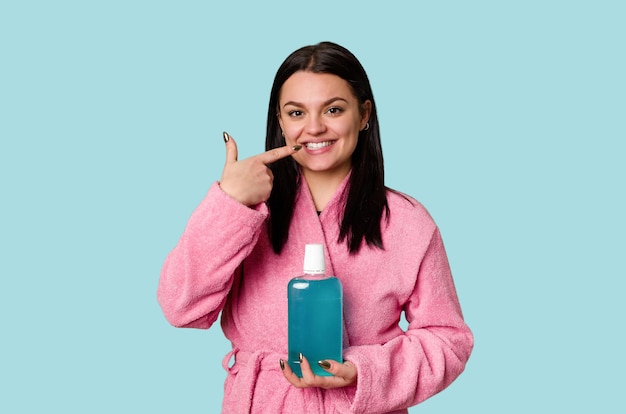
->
[288, 244, 343, 377]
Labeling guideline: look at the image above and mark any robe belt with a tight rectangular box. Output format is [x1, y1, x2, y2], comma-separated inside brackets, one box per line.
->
[222, 348, 330, 413]
[221, 348, 283, 413]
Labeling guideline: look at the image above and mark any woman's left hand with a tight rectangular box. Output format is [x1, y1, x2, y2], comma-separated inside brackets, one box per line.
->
[280, 354, 357, 389]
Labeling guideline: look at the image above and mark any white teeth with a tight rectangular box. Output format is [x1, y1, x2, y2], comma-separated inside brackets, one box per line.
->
[305, 141, 333, 150]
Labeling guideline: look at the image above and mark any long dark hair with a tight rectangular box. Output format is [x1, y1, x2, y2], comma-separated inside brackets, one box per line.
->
[266, 41, 389, 254]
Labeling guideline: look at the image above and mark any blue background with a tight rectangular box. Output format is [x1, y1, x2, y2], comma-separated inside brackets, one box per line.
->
[1, 1, 624, 412]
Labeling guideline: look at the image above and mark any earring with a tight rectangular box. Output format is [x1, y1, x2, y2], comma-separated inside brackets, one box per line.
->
[363, 122, 370, 131]
[281, 130, 285, 138]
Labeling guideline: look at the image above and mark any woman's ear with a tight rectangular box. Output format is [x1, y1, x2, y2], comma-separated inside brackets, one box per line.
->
[360, 100, 372, 130]
[277, 107, 284, 132]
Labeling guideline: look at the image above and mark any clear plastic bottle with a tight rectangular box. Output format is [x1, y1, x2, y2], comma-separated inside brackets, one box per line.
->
[288, 244, 343, 377]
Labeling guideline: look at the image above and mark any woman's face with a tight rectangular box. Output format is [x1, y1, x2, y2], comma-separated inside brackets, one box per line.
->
[278, 71, 371, 180]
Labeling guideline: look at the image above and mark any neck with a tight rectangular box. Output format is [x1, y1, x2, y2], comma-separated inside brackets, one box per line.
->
[302, 168, 350, 212]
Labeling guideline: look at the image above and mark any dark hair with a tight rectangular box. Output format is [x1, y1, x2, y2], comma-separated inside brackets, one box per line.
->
[266, 41, 389, 254]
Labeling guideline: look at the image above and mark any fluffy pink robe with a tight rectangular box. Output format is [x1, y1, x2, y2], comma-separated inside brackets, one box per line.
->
[158, 175, 473, 413]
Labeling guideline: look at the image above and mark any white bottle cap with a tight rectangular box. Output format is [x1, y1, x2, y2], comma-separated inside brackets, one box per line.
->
[303, 244, 325, 274]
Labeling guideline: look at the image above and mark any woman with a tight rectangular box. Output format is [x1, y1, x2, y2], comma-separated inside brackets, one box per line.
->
[158, 41, 473, 413]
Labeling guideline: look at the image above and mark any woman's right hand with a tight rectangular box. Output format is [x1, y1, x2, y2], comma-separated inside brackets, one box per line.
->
[219, 132, 301, 207]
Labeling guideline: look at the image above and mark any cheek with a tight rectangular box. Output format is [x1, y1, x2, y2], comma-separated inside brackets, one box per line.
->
[335, 116, 361, 135]
[283, 124, 304, 141]
[336, 122, 360, 145]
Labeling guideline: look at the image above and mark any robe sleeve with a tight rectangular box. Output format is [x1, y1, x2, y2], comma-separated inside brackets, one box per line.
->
[342, 228, 473, 413]
[157, 182, 268, 329]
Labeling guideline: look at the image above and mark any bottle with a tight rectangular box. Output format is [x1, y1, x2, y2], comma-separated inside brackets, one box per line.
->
[288, 244, 343, 377]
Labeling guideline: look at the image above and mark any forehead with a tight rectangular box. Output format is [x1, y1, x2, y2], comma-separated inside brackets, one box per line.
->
[279, 71, 355, 105]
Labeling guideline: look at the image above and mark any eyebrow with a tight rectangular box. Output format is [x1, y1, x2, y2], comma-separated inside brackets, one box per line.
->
[282, 97, 349, 109]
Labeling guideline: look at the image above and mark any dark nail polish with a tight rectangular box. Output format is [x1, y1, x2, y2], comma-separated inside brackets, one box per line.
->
[279, 359, 285, 371]
[292, 144, 302, 151]
[223, 131, 230, 143]
[318, 360, 331, 370]
[299, 353, 304, 363]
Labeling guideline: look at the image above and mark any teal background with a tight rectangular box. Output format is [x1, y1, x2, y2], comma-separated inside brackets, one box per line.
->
[1, 1, 624, 412]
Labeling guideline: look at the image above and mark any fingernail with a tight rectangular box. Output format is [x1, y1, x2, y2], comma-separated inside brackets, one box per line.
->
[223, 131, 230, 143]
[292, 145, 302, 151]
[279, 359, 285, 371]
[318, 360, 331, 370]
[299, 353, 304, 363]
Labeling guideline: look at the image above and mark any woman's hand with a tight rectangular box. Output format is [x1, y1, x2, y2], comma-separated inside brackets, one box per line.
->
[219, 132, 301, 207]
[280, 354, 358, 389]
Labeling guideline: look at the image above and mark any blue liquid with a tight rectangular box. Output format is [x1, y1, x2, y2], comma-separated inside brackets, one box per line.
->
[288, 276, 343, 377]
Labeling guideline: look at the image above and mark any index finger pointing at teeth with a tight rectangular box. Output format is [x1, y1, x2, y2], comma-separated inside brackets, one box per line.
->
[258, 144, 302, 165]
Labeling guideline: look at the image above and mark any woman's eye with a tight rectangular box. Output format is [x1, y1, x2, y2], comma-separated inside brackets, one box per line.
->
[288, 110, 303, 117]
[327, 107, 343, 115]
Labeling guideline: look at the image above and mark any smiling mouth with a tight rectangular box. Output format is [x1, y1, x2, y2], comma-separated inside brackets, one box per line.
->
[304, 141, 335, 150]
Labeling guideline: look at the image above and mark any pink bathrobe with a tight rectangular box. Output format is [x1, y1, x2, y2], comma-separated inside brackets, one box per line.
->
[158, 175, 473, 413]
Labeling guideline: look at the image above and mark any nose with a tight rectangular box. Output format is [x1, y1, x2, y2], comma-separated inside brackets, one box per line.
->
[305, 114, 326, 135]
